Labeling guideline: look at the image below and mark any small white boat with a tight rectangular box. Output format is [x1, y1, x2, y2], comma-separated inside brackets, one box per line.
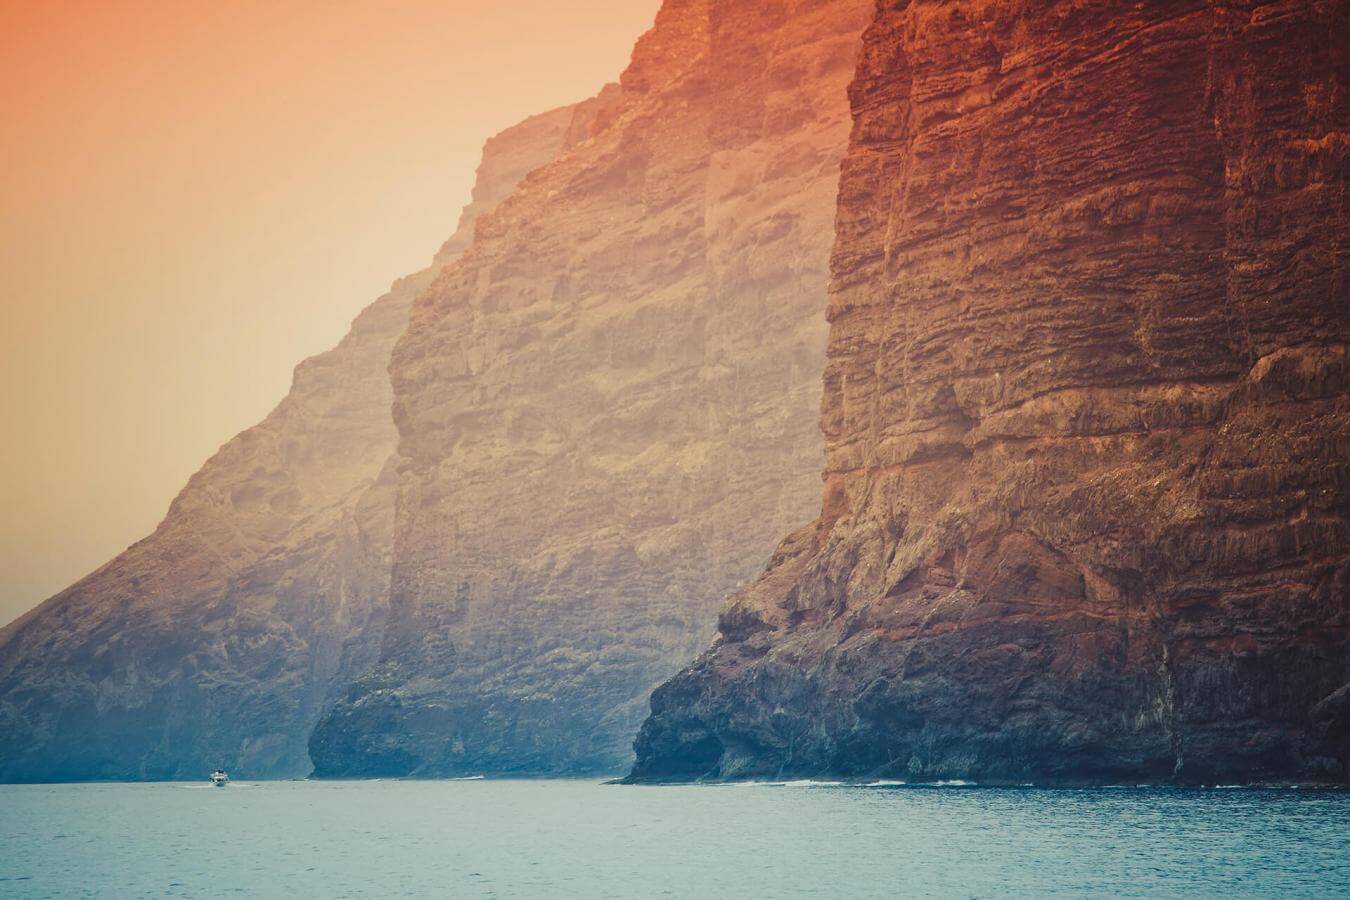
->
[209, 769, 229, 787]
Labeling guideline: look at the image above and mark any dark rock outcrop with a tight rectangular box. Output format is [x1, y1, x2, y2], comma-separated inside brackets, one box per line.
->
[308, 0, 873, 777]
[629, 0, 1349, 785]
[0, 104, 579, 782]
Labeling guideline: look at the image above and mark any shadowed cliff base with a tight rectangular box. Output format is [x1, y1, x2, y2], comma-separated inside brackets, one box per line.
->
[628, 0, 1349, 786]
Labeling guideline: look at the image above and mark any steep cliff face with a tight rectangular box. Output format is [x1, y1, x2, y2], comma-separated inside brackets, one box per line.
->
[630, 0, 1349, 785]
[308, 0, 872, 777]
[0, 106, 578, 782]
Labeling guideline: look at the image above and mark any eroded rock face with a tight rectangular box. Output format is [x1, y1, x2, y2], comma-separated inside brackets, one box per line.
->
[0, 105, 577, 782]
[308, 0, 873, 777]
[629, 0, 1349, 785]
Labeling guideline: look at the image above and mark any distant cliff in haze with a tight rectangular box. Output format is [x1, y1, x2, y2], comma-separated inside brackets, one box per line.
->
[0, 102, 583, 782]
[308, 0, 873, 777]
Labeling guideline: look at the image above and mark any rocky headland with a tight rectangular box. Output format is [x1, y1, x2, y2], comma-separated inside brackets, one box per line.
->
[629, 0, 1349, 786]
[5, 0, 1343, 788]
[0, 103, 579, 781]
[308, 0, 874, 777]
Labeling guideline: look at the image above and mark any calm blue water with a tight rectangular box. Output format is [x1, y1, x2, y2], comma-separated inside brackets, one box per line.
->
[1, 779, 1346, 898]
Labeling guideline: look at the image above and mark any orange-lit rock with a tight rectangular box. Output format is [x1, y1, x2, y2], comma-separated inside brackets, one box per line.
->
[630, 0, 1349, 784]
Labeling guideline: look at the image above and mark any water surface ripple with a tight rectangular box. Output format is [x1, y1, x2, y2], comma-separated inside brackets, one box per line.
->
[2, 780, 1346, 897]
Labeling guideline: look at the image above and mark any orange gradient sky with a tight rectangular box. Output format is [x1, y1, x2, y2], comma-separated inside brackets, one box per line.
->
[0, 0, 659, 626]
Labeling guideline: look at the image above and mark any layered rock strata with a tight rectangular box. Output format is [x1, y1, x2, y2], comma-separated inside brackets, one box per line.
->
[0, 104, 579, 781]
[309, 0, 873, 776]
[630, 0, 1349, 785]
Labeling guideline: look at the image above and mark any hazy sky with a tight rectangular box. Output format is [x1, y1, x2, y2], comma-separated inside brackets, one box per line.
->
[0, 0, 660, 627]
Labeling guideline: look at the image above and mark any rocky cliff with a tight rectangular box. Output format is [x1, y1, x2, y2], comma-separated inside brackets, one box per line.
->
[630, 0, 1349, 785]
[308, 0, 873, 777]
[0, 105, 578, 781]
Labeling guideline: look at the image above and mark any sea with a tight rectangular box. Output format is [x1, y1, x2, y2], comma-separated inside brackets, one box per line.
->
[1, 779, 1346, 898]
